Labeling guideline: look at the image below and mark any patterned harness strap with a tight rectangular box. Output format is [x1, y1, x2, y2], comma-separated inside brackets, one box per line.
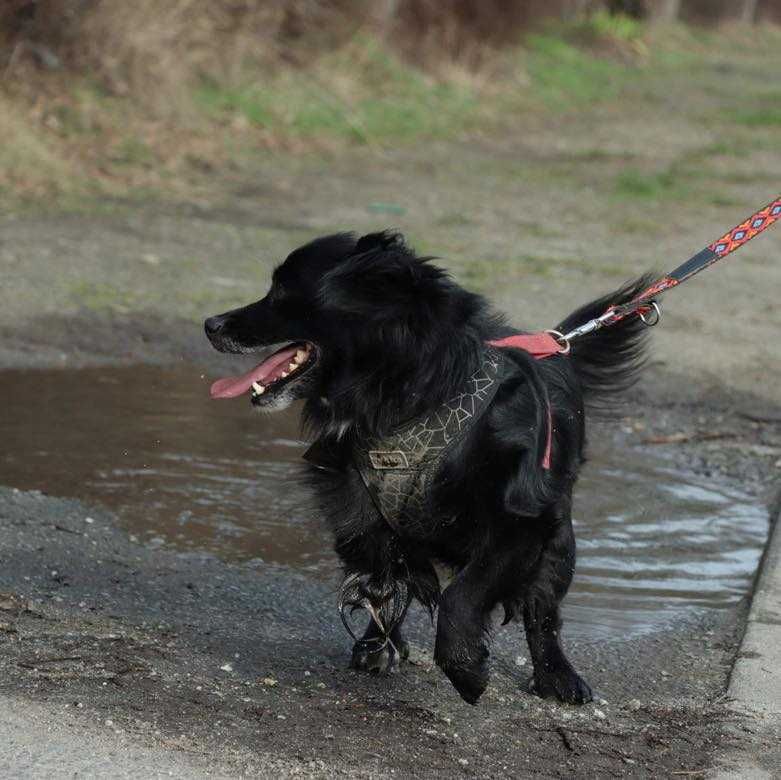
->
[354, 350, 504, 536]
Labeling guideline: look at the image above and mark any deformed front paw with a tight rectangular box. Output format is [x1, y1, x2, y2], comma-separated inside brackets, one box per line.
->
[531, 665, 593, 705]
[437, 654, 489, 705]
[350, 637, 408, 675]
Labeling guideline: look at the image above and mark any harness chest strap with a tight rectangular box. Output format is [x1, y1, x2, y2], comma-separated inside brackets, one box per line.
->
[350, 336, 564, 535]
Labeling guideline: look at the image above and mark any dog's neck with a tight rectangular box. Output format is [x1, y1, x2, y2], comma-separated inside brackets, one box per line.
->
[306, 331, 488, 442]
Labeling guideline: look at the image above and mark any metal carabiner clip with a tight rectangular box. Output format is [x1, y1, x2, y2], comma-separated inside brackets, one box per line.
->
[638, 301, 661, 327]
[544, 329, 571, 355]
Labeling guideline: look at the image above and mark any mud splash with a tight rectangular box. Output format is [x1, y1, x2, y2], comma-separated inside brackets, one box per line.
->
[0, 364, 768, 640]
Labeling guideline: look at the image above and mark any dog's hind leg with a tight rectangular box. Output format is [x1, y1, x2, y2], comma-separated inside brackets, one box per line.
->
[522, 493, 593, 705]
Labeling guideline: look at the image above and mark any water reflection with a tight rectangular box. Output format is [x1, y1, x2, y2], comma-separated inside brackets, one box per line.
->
[0, 364, 768, 639]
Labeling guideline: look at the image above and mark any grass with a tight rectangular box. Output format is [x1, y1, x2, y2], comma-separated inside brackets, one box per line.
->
[195, 39, 479, 143]
[524, 33, 632, 107]
[2, 21, 781, 203]
[730, 107, 781, 127]
[68, 281, 140, 313]
[614, 168, 686, 200]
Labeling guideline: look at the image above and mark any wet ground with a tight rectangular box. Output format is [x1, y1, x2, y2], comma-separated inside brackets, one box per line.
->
[0, 358, 780, 776]
[0, 364, 770, 644]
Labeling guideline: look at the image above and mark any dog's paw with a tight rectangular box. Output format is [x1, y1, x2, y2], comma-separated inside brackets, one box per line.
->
[438, 655, 489, 705]
[350, 638, 408, 675]
[530, 666, 593, 705]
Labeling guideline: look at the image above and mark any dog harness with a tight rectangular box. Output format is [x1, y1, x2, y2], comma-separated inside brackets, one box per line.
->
[352, 349, 503, 537]
[305, 334, 567, 537]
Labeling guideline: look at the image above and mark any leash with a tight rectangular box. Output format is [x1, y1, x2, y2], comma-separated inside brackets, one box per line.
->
[554, 196, 781, 349]
[489, 195, 781, 469]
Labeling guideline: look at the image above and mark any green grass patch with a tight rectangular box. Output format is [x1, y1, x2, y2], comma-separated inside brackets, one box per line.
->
[613, 168, 688, 200]
[578, 10, 644, 43]
[195, 39, 478, 143]
[524, 33, 634, 107]
[730, 107, 781, 127]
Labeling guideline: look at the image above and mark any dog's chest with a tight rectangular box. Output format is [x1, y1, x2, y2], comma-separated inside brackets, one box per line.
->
[352, 352, 503, 537]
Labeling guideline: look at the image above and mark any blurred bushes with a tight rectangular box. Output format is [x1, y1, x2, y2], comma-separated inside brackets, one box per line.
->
[1, 0, 779, 199]
[2, 0, 780, 100]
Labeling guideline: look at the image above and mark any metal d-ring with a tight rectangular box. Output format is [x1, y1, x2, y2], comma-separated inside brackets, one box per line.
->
[638, 301, 661, 327]
[545, 329, 571, 355]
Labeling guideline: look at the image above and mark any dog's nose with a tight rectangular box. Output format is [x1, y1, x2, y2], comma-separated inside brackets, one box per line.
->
[204, 316, 225, 337]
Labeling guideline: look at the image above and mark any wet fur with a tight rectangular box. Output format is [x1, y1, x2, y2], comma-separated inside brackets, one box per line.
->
[205, 232, 651, 705]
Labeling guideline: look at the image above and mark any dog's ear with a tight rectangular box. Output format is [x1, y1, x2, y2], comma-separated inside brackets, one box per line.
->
[319, 233, 444, 317]
[353, 231, 406, 254]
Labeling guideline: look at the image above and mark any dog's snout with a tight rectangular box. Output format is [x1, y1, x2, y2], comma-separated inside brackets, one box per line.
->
[204, 315, 225, 337]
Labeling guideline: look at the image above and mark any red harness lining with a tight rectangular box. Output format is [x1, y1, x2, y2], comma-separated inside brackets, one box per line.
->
[487, 333, 566, 470]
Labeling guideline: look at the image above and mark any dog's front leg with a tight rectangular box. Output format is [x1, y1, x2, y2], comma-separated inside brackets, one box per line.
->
[350, 583, 412, 674]
[434, 565, 494, 705]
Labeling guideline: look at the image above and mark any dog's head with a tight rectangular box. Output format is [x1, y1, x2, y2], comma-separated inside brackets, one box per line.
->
[205, 231, 487, 433]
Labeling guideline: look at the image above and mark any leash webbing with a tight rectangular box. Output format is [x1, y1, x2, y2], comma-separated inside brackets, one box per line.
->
[560, 196, 781, 344]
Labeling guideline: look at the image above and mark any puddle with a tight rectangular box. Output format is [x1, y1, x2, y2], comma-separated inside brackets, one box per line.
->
[0, 365, 769, 641]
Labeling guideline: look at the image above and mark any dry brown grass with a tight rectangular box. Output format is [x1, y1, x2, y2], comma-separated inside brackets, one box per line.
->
[3, 1, 369, 108]
[1, 2, 779, 202]
[1, 1, 578, 101]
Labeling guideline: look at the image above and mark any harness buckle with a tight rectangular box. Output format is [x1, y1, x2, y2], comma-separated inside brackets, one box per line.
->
[368, 450, 409, 470]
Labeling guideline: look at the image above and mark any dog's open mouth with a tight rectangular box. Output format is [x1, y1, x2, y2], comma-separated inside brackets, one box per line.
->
[210, 341, 317, 403]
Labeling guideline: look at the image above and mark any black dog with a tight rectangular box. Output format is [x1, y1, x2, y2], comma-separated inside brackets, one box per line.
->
[205, 232, 649, 705]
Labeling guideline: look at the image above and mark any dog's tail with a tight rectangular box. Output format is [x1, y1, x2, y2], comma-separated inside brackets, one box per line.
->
[556, 273, 656, 410]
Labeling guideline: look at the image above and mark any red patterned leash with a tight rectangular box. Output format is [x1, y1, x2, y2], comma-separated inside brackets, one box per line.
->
[555, 195, 781, 346]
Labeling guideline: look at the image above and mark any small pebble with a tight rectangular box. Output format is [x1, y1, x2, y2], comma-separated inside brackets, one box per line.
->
[262, 677, 278, 687]
[458, 758, 469, 766]
[220, 663, 233, 672]
[594, 709, 606, 719]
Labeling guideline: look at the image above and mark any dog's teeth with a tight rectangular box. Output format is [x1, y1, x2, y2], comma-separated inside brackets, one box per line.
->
[295, 350, 306, 363]
[288, 362, 297, 371]
[281, 371, 288, 378]
[252, 382, 265, 394]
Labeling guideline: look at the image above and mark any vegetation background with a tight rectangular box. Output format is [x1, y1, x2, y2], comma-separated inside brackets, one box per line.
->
[2, 0, 781, 199]
[0, 0, 779, 397]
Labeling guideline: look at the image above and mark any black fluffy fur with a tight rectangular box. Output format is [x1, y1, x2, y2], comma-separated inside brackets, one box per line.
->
[205, 232, 651, 706]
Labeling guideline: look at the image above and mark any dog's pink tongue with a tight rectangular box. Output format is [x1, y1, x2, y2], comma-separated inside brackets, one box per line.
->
[210, 345, 299, 399]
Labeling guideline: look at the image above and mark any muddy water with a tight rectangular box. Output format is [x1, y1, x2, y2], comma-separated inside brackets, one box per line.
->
[0, 365, 768, 640]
